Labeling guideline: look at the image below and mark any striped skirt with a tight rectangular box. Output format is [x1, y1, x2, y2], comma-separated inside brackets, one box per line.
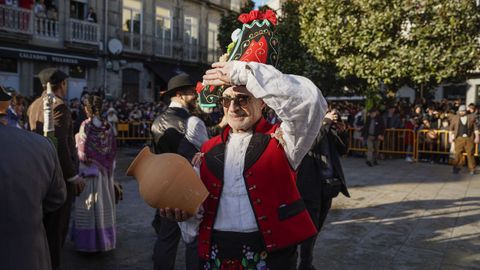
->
[72, 165, 116, 252]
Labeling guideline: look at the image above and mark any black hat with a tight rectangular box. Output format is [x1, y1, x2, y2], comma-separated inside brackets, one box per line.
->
[165, 73, 195, 96]
[0, 86, 12, 101]
[38, 68, 69, 86]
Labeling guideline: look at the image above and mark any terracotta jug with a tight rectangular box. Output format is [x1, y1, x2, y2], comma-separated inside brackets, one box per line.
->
[126, 147, 209, 215]
[0, 101, 9, 114]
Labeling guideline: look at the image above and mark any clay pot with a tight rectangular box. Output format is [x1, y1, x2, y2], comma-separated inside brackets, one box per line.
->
[0, 101, 9, 114]
[126, 147, 209, 215]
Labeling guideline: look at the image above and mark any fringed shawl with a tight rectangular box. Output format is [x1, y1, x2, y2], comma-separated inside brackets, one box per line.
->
[77, 118, 116, 175]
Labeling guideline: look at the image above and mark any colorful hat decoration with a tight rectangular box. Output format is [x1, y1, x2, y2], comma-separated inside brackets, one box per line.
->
[198, 9, 279, 108]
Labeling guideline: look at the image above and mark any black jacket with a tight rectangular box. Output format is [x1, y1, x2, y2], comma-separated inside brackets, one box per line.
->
[297, 118, 350, 202]
[361, 115, 385, 138]
[150, 107, 197, 161]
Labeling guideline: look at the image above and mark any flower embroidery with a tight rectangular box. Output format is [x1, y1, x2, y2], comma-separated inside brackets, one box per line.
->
[204, 244, 268, 270]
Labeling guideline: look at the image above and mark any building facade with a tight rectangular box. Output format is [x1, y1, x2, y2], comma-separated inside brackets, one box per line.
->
[396, 77, 480, 106]
[265, 0, 285, 15]
[0, 0, 242, 101]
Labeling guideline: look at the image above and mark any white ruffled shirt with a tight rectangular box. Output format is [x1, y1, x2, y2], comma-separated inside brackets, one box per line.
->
[214, 131, 258, 232]
[179, 61, 327, 242]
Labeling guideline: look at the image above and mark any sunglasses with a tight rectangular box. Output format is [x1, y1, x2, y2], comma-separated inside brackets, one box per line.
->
[218, 95, 251, 108]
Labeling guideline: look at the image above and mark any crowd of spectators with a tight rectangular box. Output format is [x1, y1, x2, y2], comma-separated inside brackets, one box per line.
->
[328, 98, 473, 131]
[330, 98, 480, 163]
[5, 85, 479, 164]
[68, 92, 227, 138]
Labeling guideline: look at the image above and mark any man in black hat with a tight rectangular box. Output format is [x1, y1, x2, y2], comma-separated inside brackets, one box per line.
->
[151, 73, 209, 270]
[27, 67, 85, 270]
[0, 86, 12, 125]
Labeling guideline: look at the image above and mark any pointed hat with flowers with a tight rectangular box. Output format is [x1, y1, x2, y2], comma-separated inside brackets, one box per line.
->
[197, 9, 279, 108]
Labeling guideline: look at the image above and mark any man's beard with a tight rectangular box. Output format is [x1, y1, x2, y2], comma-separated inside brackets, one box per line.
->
[186, 100, 197, 112]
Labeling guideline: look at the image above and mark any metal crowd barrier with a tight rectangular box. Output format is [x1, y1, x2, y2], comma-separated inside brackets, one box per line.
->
[116, 121, 152, 142]
[416, 129, 479, 159]
[347, 128, 416, 157]
[348, 128, 479, 160]
[115, 123, 478, 161]
[347, 128, 367, 153]
[416, 130, 450, 160]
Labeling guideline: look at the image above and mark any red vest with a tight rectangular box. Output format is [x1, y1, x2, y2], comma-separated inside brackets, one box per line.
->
[198, 118, 317, 260]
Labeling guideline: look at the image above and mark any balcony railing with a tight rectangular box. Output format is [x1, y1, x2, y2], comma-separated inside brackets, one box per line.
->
[0, 5, 33, 34]
[123, 32, 142, 52]
[208, 48, 222, 63]
[67, 18, 99, 45]
[34, 16, 59, 39]
[154, 38, 173, 57]
[183, 43, 198, 61]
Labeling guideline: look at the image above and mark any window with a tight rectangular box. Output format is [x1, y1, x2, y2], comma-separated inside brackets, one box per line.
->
[208, 22, 219, 63]
[184, 15, 199, 61]
[69, 65, 86, 79]
[0, 57, 18, 73]
[70, 0, 86, 20]
[155, 6, 172, 57]
[476, 85, 480, 105]
[444, 84, 467, 100]
[0, 57, 19, 94]
[123, 0, 142, 51]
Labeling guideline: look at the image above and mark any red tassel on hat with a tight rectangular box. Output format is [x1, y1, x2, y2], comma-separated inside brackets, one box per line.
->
[238, 10, 277, 26]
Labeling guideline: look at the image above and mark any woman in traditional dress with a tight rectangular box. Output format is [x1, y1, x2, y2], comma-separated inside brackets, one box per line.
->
[73, 95, 117, 252]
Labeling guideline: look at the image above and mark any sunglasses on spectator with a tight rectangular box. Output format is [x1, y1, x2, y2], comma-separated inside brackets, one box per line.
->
[219, 94, 251, 108]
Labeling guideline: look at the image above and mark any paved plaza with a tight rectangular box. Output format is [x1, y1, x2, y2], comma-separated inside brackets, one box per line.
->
[61, 147, 480, 270]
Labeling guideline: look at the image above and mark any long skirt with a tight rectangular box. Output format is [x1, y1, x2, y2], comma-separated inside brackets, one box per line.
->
[72, 165, 116, 252]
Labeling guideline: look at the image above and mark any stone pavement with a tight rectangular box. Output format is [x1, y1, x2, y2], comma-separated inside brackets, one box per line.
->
[61, 147, 480, 270]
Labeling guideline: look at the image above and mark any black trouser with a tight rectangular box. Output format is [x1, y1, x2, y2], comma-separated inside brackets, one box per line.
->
[298, 197, 333, 270]
[269, 245, 298, 270]
[43, 183, 74, 270]
[153, 211, 198, 270]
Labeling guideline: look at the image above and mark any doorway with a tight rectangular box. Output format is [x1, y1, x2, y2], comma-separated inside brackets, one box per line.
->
[122, 68, 140, 101]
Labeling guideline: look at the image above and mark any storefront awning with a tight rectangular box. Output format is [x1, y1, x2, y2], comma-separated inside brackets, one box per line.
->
[144, 62, 178, 83]
[0, 46, 98, 67]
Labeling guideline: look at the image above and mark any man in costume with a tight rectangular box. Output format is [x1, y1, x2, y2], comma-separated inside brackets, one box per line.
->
[27, 68, 85, 270]
[296, 109, 350, 270]
[160, 10, 327, 269]
[449, 105, 479, 174]
[151, 73, 209, 270]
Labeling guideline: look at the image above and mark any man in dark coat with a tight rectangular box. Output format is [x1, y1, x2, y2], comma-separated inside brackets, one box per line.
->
[361, 108, 385, 166]
[27, 68, 85, 270]
[0, 124, 66, 270]
[297, 109, 350, 270]
[150, 73, 209, 270]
